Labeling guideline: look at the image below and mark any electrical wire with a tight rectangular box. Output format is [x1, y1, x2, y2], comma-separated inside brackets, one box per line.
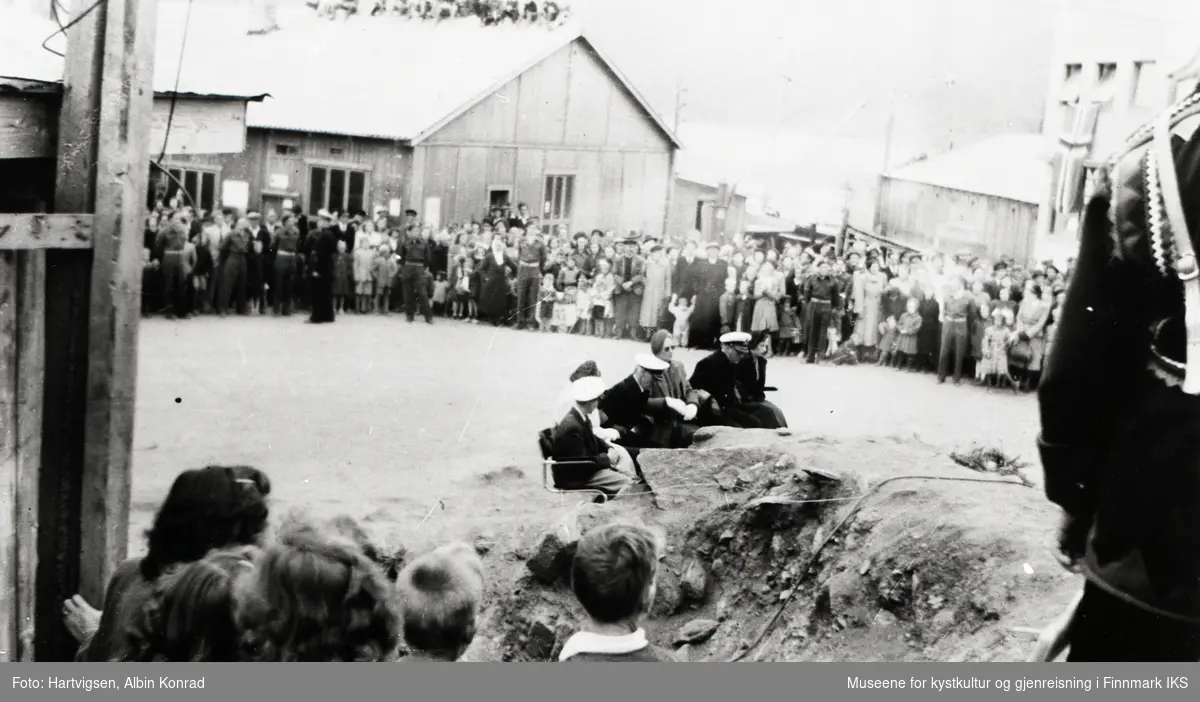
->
[41, 0, 108, 58]
[725, 473, 1035, 662]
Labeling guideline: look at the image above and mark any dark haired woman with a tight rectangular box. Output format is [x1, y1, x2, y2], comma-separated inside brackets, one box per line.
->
[737, 331, 789, 429]
[123, 546, 260, 662]
[64, 465, 271, 661]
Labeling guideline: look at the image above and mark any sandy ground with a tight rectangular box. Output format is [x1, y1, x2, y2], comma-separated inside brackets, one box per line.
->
[129, 314, 1041, 556]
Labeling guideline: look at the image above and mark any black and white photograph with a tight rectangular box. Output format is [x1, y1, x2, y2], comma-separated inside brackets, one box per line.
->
[1, 0, 1199, 671]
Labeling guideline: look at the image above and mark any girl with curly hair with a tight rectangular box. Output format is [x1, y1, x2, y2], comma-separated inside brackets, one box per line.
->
[123, 546, 260, 662]
[235, 522, 400, 661]
[65, 466, 271, 661]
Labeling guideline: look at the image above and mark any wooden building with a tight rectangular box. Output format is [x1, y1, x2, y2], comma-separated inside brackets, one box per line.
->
[875, 134, 1052, 263]
[171, 17, 680, 234]
[669, 175, 747, 243]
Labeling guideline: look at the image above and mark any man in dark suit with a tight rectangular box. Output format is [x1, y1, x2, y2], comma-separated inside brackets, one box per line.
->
[550, 376, 635, 497]
[598, 354, 693, 449]
[689, 332, 763, 428]
[507, 202, 533, 231]
[612, 237, 647, 340]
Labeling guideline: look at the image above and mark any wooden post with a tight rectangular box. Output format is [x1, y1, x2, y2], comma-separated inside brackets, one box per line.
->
[35, 0, 156, 660]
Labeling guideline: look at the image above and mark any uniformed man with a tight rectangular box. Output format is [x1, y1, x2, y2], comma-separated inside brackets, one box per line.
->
[398, 225, 433, 323]
[1036, 85, 1200, 661]
[272, 213, 302, 316]
[611, 237, 646, 341]
[513, 226, 546, 330]
[216, 217, 252, 316]
[308, 209, 338, 324]
[156, 210, 193, 319]
[688, 331, 762, 428]
[802, 259, 842, 363]
[246, 212, 270, 315]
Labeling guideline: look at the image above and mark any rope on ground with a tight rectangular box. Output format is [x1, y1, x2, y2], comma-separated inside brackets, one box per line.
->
[724, 473, 1036, 662]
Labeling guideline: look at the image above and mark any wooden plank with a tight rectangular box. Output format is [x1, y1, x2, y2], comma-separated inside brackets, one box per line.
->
[38, 0, 105, 661]
[76, 0, 156, 626]
[0, 215, 93, 251]
[0, 96, 58, 160]
[1, 252, 18, 661]
[149, 98, 248, 156]
[14, 251, 43, 661]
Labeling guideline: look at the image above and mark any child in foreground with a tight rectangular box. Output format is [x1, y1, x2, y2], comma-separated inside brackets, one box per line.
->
[559, 523, 679, 662]
[395, 542, 485, 662]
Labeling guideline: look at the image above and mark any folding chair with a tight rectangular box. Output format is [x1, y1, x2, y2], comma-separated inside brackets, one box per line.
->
[537, 428, 610, 505]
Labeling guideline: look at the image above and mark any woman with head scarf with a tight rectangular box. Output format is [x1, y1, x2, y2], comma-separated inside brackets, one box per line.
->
[648, 330, 703, 423]
[476, 236, 517, 326]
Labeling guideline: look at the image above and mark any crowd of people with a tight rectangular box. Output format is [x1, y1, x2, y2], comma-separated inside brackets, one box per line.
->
[308, 0, 571, 26]
[60, 465, 676, 662]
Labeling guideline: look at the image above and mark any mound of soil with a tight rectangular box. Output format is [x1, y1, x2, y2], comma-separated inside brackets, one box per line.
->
[467, 428, 1080, 662]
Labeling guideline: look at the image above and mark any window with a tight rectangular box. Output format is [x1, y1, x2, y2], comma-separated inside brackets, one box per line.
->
[330, 147, 344, 156]
[275, 144, 299, 155]
[1094, 62, 1118, 103]
[1132, 61, 1165, 107]
[149, 166, 217, 212]
[541, 174, 575, 233]
[308, 165, 368, 216]
[1060, 63, 1084, 104]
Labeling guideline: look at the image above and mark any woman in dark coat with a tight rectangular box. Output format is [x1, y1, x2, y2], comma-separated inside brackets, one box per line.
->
[476, 237, 517, 326]
[737, 331, 789, 429]
[689, 244, 726, 349]
[308, 217, 338, 324]
[916, 287, 941, 371]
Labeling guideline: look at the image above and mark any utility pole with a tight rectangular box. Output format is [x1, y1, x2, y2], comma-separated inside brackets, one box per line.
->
[36, 0, 156, 660]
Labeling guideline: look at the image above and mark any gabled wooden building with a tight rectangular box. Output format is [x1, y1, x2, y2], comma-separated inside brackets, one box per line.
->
[169, 17, 680, 235]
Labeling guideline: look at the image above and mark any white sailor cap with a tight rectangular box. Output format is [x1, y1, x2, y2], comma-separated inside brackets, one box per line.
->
[317, 209, 334, 221]
[635, 353, 670, 373]
[571, 376, 606, 403]
[719, 331, 752, 346]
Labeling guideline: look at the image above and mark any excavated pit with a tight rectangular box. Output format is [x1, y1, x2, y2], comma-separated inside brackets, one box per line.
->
[468, 427, 1081, 662]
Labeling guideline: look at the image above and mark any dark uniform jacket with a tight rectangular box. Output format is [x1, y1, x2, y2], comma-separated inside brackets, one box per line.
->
[802, 275, 842, 307]
[1038, 98, 1200, 623]
[598, 375, 671, 446]
[399, 236, 432, 267]
[689, 350, 741, 410]
[549, 408, 612, 489]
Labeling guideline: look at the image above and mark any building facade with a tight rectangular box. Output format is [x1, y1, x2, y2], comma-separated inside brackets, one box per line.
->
[669, 176, 747, 243]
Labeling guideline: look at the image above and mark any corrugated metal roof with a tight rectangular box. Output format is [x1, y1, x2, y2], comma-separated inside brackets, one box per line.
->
[885, 134, 1054, 204]
[236, 15, 679, 145]
[0, 7, 269, 99]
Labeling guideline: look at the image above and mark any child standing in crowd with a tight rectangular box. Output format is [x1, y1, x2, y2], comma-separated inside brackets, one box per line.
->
[877, 316, 898, 366]
[538, 273, 558, 331]
[334, 240, 353, 314]
[668, 296, 692, 347]
[373, 244, 398, 315]
[558, 524, 678, 662]
[978, 308, 1014, 385]
[895, 297, 923, 370]
[394, 542, 485, 662]
[735, 279, 754, 333]
[591, 259, 615, 338]
[432, 271, 450, 317]
[353, 235, 375, 314]
[777, 297, 800, 356]
[718, 278, 737, 334]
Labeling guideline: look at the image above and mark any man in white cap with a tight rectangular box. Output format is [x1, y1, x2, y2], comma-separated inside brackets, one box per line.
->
[689, 331, 763, 428]
[548, 375, 636, 497]
[597, 353, 695, 449]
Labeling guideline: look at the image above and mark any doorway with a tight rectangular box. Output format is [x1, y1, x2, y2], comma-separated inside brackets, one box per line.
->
[489, 188, 511, 210]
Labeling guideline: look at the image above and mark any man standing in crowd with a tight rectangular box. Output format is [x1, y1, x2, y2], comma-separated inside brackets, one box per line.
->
[308, 210, 338, 323]
[272, 213, 301, 316]
[802, 259, 841, 363]
[689, 331, 762, 428]
[156, 209, 192, 320]
[399, 224, 434, 324]
[611, 237, 646, 340]
[217, 217, 251, 316]
[937, 275, 973, 385]
[689, 242, 725, 349]
[508, 202, 533, 231]
[514, 226, 546, 330]
[1036, 87, 1200, 661]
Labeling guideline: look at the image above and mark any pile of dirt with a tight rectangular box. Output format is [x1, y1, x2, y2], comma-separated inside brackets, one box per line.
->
[468, 427, 1080, 662]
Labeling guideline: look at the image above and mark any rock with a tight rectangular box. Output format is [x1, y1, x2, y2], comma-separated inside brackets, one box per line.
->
[826, 569, 873, 626]
[735, 471, 755, 489]
[779, 589, 794, 602]
[526, 531, 574, 585]
[771, 533, 787, 557]
[473, 532, 496, 556]
[675, 618, 720, 645]
[691, 427, 720, 444]
[874, 610, 900, 629]
[776, 428, 793, 436]
[718, 529, 735, 544]
[676, 643, 692, 661]
[680, 559, 709, 603]
[774, 454, 796, 471]
[651, 567, 684, 617]
[526, 617, 558, 661]
[712, 558, 725, 576]
[716, 597, 730, 622]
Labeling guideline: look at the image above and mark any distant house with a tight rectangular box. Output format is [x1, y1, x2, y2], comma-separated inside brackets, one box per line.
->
[171, 18, 680, 234]
[669, 175, 747, 242]
[875, 134, 1053, 263]
[0, 10, 265, 212]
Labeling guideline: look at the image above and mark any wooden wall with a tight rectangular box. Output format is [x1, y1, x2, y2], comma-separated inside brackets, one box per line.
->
[0, 95, 58, 161]
[876, 177, 1038, 263]
[669, 178, 748, 243]
[415, 38, 674, 235]
[172, 129, 410, 215]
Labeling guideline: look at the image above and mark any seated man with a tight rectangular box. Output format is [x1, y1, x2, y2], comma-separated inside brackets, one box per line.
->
[689, 332, 763, 428]
[550, 375, 637, 497]
[599, 354, 695, 449]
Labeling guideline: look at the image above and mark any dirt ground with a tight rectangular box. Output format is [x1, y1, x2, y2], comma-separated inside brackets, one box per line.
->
[130, 314, 1058, 660]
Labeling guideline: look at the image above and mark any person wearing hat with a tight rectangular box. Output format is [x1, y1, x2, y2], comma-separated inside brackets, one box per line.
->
[1033, 88, 1200, 661]
[513, 225, 547, 330]
[548, 374, 636, 498]
[687, 242, 726, 349]
[598, 354, 694, 449]
[271, 212, 302, 316]
[216, 216, 253, 317]
[687, 332, 763, 428]
[640, 244, 670, 336]
[801, 259, 842, 363]
[245, 212, 270, 315]
[398, 223, 434, 324]
[611, 237, 647, 340]
[307, 209, 339, 323]
[156, 209, 193, 320]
